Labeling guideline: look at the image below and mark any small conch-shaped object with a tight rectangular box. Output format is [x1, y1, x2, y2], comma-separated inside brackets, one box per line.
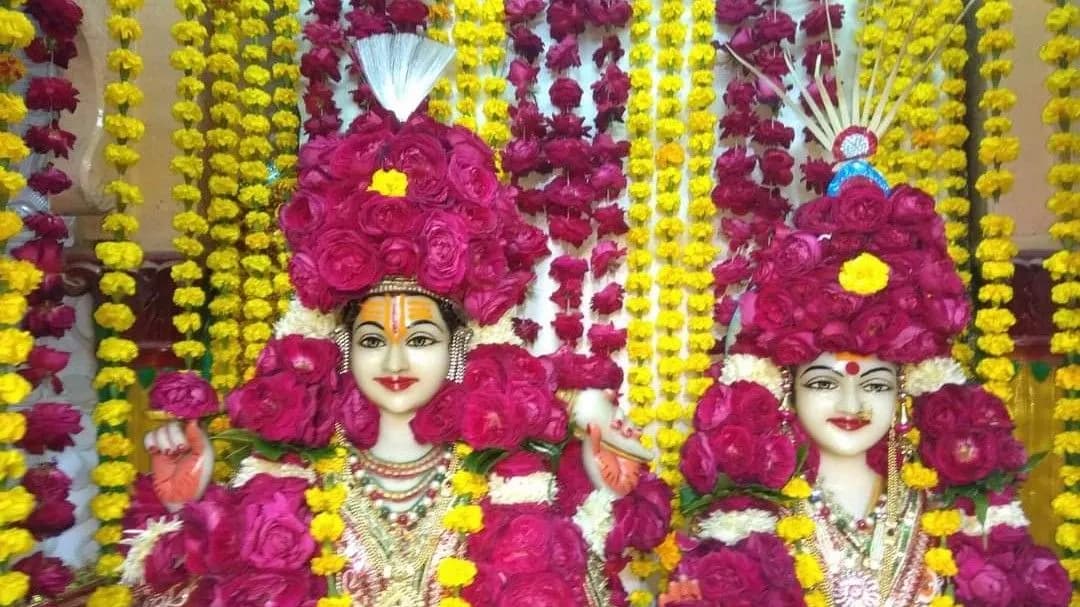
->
[571, 389, 654, 496]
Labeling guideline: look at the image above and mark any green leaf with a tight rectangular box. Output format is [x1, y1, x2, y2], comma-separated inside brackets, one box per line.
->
[1023, 451, 1049, 475]
[463, 448, 508, 474]
[973, 491, 989, 528]
[251, 436, 288, 462]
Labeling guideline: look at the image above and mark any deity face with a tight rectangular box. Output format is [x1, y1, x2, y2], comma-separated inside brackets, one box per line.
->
[794, 352, 898, 458]
[351, 294, 451, 416]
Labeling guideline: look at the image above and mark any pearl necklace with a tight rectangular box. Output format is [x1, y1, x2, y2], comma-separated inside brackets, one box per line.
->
[347, 448, 452, 529]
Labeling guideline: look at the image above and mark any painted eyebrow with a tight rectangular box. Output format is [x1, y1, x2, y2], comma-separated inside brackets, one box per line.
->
[860, 367, 894, 377]
[409, 320, 445, 331]
[800, 365, 843, 378]
[356, 321, 384, 331]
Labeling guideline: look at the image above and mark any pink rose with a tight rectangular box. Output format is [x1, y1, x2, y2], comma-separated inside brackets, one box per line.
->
[851, 305, 905, 353]
[28, 165, 72, 195]
[921, 432, 1000, 487]
[770, 331, 819, 366]
[150, 371, 220, 420]
[336, 382, 379, 449]
[240, 493, 316, 571]
[468, 241, 510, 288]
[379, 238, 420, 276]
[182, 488, 240, 574]
[740, 287, 799, 332]
[870, 225, 914, 252]
[489, 512, 556, 575]
[16, 403, 81, 454]
[279, 191, 325, 240]
[410, 383, 462, 444]
[13, 238, 63, 273]
[590, 282, 624, 315]
[463, 271, 531, 325]
[387, 0, 428, 27]
[760, 149, 794, 187]
[24, 303, 76, 338]
[545, 36, 581, 71]
[256, 336, 339, 385]
[498, 572, 577, 607]
[447, 148, 499, 205]
[549, 77, 583, 111]
[22, 465, 70, 502]
[289, 252, 335, 311]
[356, 195, 422, 238]
[26, 77, 78, 113]
[954, 551, 1015, 607]
[793, 196, 837, 233]
[418, 211, 469, 293]
[889, 184, 938, 224]
[769, 232, 821, 278]
[503, 219, 550, 268]
[1017, 546, 1070, 606]
[226, 373, 327, 447]
[144, 530, 187, 591]
[326, 130, 386, 181]
[314, 228, 381, 293]
[210, 572, 317, 607]
[694, 383, 735, 432]
[756, 10, 796, 42]
[756, 433, 796, 489]
[24, 498, 75, 540]
[461, 388, 527, 449]
[591, 241, 626, 277]
[387, 132, 449, 205]
[552, 311, 584, 344]
[555, 441, 593, 514]
[834, 177, 889, 232]
[716, 0, 762, 24]
[502, 138, 542, 175]
[692, 548, 766, 602]
[12, 553, 73, 598]
[493, 451, 548, 477]
[505, 0, 544, 21]
[608, 475, 672, 554]
[711, 425, 757, 484]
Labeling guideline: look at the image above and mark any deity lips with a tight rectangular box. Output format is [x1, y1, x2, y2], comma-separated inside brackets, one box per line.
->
[375, 376, 419, 392]
[827, 416, 870, 431]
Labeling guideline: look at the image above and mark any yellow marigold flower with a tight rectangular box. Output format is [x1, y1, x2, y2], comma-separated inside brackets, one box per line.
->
[1052, 333, 1080, 356]
[95, 241, 144, 271]
[451, 470, 488, 499]
[93, 366, 137, 390]
[981, 261, 1015, 281]
[782, 477, 813, 499]
[97, 336, 139, 363]
[0, 486, 34, 524]
[839, 253, 890, 295]
[974, 308, 1016, 333]
[0, 526, 31, 561]
[102, 212, 139, 237]
[104, 81, 144, 108]
[977, 357, 1016, 382]
[91, 492, 130, 522]
[0, 169, 25, 198]
[104, 179, 143, 205]
[87, 583, 132, 607]
[0, 209, 20, 241]
[436, 557, 477, 588]
[0, 328, 31, 365]
[92, 461, 137, 488]
[317, 596, 353, 607]
[94, 402, 133, 427]
[976, 334, 1014, 357]
[305, 485, 347, 513]
[925, 547, 958, 576]
[1057, 522, 1080, 551]
[97, 433, 133, 458]
[0, 412, 25, 442]
[443, 504, 484, 534]
[1053, 492, 1080, 520]
[0, 259, 40, 295]
[173, 340, 206, 360]
[439, 599, 470, 607]
[0, 450, 25, 482]
[94, 302, 136, 332]
[628, 590, 654, 607]
[777, 515, 816, 542]
[1055, 431, 1080, 456]
[310, 547, 347, 575]
[794, 552, 825, 588]
[902, 462, 939, 490]
[96, 552, 125, 577]
[310, 512, 345, 542]
[929, 597, 955, 607]
[0, 8, 35, 48]
[922, 509, 962, 537]
[0, 132, 27, 163]
[0, 570, 29, 607]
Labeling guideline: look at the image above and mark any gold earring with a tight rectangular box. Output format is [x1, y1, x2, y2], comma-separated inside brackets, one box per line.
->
[333, 326, 351, 375]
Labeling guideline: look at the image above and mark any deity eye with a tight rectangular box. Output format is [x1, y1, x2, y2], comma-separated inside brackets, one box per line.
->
[861, 381, 893, 393]
[357, 334, 385, 349]
[406, 334, 439, 348]
[803, 378, 838, 390]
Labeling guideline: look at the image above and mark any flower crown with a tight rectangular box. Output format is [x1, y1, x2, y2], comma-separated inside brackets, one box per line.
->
[279, 35, 549, 325]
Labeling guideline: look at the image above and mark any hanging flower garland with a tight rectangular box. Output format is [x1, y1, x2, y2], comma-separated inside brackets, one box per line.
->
[0, 3, 41, 604]
[450, 0, 480, 131]
[168, 0, 210, 372]
[1043, 0, 1080, 599]
[477, 0, 508, 152]
[204, 3, 243, 394]
[971, 0, 1020, 404]
[234, 0, 275, 377]
[301, 0, 343, 135]
[268, 0, 300, 317]
[86, 0, 148, 605]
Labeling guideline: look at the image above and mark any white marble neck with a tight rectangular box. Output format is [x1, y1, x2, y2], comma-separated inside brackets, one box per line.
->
[816, 450, 882, 519]
[368, 409, 431, 464]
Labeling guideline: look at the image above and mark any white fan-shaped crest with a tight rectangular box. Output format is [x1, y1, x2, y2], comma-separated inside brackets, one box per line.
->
[355, 33, 456, 122]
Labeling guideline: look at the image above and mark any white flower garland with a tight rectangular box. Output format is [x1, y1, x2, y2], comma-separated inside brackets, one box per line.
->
[488, 471, 556, 505]
[902, 357, 968, 397]
[273, 298, 339, 340]
[720, 354, 786, 400]
[959, 500, 1031, 535]
[697, 508, 778, 545]
[572, 488, 618, 557]
[120, 516, 185, 586]
[231, 456, 318, 487]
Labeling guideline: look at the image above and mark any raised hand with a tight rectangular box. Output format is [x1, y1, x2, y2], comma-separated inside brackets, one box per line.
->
[144, 420, 214, 512]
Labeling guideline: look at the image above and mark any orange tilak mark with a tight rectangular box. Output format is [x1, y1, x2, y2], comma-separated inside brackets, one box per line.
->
[834, 352, 868, 362]
[358, 295, 440, 345]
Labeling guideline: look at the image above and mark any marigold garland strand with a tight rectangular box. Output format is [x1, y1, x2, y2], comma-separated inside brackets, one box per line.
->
[204, 4, 244, 394]
[168, 0, 210, 371]
[268, 0, 300, 316]
[971, 0, 1019, 404]
[1044, 0, 1080, 599]
[0, 2, 40, 603]
[86, 1, 148, 605]
[310, 446, 350, 606]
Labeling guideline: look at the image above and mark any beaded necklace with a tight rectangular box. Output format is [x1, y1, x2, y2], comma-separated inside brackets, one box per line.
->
[347, 447, 453, 528]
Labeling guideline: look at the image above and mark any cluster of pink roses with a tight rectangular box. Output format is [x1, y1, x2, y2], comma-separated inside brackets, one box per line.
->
[680, 380, 812, 495]
[283, 114, 549, 325]
[949, 524, 1070, 607]
[734, 177, 970, 365]
[915, 384, 1028, 488]
[225, 336, 343, 448]
[459, 344, 568, 450]
[128, 474, 325, 606]
[9, 465, 77, 600]
[671, 531, 807, 606]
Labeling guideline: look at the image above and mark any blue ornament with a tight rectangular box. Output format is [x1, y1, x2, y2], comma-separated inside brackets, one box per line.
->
[827, 160, 890, 197]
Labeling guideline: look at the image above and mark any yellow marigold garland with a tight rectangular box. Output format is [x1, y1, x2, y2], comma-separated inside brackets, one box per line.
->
[168, 0, 210, 370]
[268, 0, 300, 315]
[0, 4, 37, 603]
[450, 0, 480, 131]
[650, 0, 688, 495]
[440, 443, 485, 606]
[1043, 0, 1080, 599]
[234, 0, 275, 377]
[87, 1, 146, 606]
[477, 0, 507, 152]
[204, 3, 243, 393]
[971, 0, 1019, 404]
[310, 446, 350, 606]
[427, 0, 452, 123]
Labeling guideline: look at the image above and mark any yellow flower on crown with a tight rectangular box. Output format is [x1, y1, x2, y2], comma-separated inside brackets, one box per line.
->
[838, 253, 891, 295]
[368, 169, 408, 197]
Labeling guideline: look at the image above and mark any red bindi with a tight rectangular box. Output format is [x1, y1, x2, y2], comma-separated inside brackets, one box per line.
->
[844, 361, 860, 375]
